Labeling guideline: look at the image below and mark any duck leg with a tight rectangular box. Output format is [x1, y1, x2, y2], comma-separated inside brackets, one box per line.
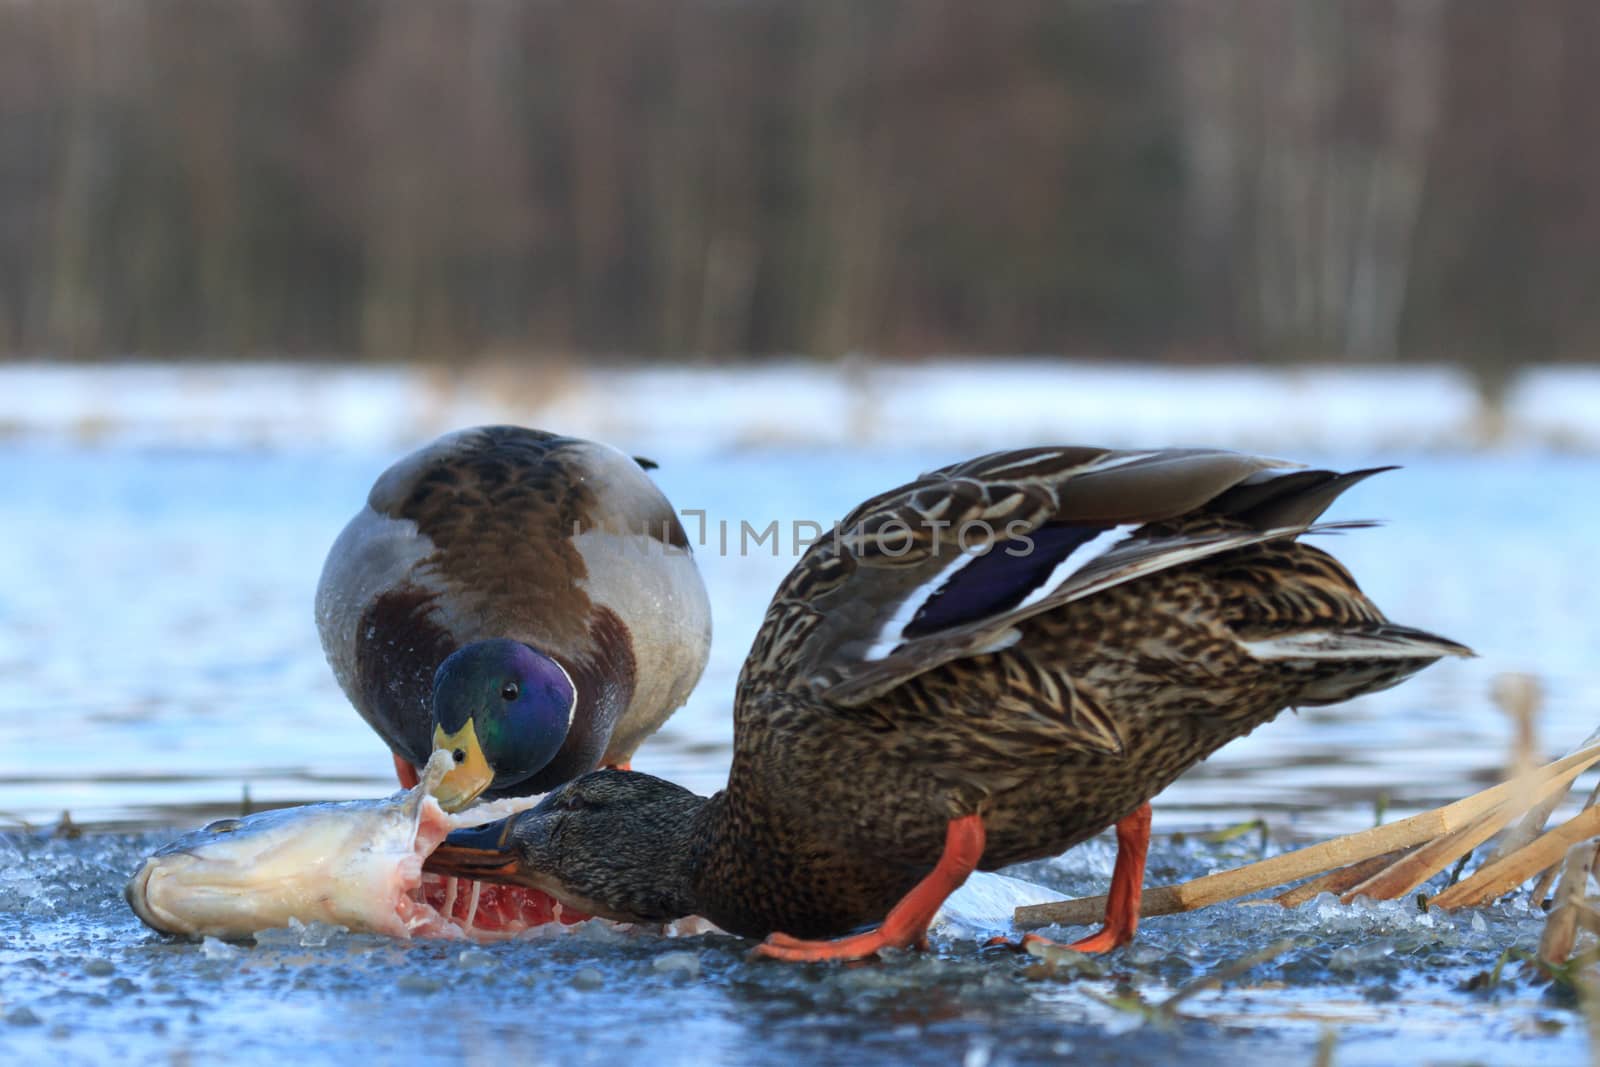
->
[994, 802, 1152, 954]
[1063, 801, 1151, 951]
[753, 814, 986, 962]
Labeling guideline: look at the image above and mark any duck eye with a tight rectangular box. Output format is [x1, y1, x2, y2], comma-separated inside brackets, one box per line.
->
[452, 748, 466, 764]
[501, 682, 519, 701]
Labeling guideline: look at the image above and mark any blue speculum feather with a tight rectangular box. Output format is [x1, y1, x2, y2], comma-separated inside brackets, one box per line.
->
[903, 523, 1108, 638]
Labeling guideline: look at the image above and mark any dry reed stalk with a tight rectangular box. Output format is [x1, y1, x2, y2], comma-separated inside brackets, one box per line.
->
[1493, 673, 1542, 780]
[1488, 674, 1562, 867]
[1272, 850, 1410, 907]
[1528, 779, 1600, 907]
[1530, 864, 1562, 907]
[1431, 805, 1600, 909]
[1015, 739, 1600, 931]
[1572, 899, 1600, 938]
[1341, 805, 1514, 902]
[1538, 840, 1600, 966]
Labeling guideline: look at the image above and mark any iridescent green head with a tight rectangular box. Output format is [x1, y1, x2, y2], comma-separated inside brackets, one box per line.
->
[430, 639, 576, 811]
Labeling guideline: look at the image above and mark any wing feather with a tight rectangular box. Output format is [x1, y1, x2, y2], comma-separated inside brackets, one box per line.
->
[740, 446, 1376, 710]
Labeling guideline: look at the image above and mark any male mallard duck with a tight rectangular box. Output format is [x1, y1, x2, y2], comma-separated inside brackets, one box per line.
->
[427, 447, 1470, 959]
[315, 426, 711, 811]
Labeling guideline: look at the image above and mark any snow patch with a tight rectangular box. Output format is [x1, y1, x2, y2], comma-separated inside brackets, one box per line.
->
[0, 359, 1590, 453]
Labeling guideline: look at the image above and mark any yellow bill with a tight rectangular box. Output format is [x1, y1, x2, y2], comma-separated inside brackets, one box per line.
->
[432, 719, 493, 812]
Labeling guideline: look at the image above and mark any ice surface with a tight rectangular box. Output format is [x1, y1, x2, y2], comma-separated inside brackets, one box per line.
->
[0, 827, 1587, 1066]
[253, 918, 348, 949]
[0, 369, 1594, 1064]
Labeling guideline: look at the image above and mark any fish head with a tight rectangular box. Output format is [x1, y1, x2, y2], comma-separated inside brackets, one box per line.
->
[126, 753, 455, 940]
[125, 796, 427, 940]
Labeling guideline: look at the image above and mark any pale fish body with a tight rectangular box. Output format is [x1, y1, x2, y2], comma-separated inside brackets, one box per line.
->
[126, 750, 1065, 943]
[125, 754, 544, 940]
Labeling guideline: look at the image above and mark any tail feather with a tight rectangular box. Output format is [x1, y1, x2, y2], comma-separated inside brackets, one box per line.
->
[1237, 623, 1474, 663]
[1212, 466, 1396, 529]
[1237, 622, 1473, 707]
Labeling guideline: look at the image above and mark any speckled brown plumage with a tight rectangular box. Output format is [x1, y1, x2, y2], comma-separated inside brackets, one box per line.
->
[428, 446, 1470, 940]
[316, 426, 711, 797]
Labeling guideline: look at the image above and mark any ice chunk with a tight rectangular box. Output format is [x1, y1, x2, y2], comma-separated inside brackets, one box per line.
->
[253, 917, 347, 949]
[962, 1038, 994, 1067]
[931, 869, 1066, 941]
[1328, 940, 1396, 971]
[651, 951, 701, 980]
[200, 936, 240, 960]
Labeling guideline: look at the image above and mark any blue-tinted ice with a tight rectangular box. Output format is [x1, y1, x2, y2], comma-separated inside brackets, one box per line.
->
[1, 433, 1597, 1064]
[0, 828, 1583, 1066]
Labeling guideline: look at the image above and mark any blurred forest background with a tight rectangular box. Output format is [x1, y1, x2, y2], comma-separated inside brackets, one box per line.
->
[2, 0, 1597, 392]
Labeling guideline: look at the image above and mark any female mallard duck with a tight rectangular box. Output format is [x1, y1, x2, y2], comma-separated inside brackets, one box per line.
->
[427, 446, 1470, 959]
[315, 426, 711, 812]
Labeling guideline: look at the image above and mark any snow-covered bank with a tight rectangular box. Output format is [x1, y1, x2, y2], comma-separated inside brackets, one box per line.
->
[0, 360, 1594, 453]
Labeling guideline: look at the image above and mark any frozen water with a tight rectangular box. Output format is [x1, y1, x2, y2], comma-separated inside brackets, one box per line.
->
[2, 443, 1594, 836]
[3, 817, 1587, 1065]
[651, 950, 703, 980]
[0, 368, 1595, 1063]
[932, 870, 1066, 941]
[254, 918, 348, 950]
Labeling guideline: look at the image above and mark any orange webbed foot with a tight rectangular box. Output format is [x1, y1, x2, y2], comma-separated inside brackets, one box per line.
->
[985, 928, 1131, 955]
[1065, 926, 1130, 954]
[991, 801, 1152, 956]
[752, 927, 921, 963]
[751, 814, 985, 964]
